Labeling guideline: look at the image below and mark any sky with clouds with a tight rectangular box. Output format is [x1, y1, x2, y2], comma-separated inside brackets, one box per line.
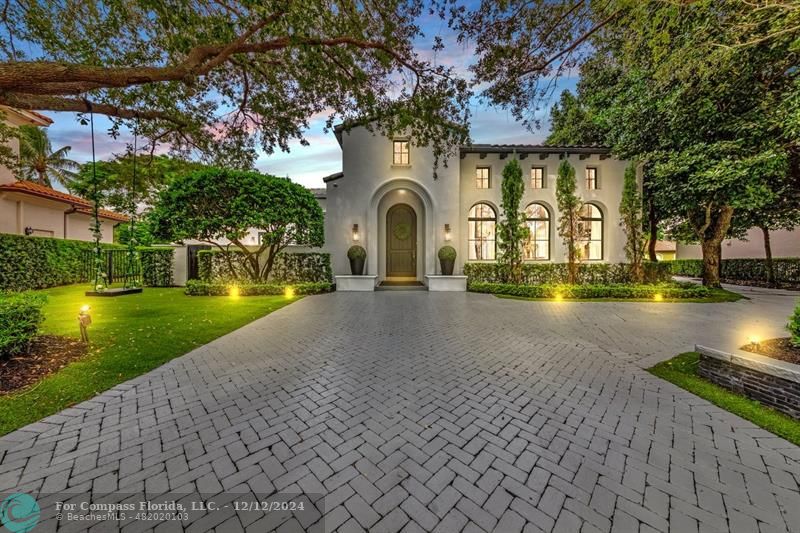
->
[42, 10, 577, 190]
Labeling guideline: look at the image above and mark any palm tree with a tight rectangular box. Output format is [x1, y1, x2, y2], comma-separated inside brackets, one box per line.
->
[17, 125, 79, 189]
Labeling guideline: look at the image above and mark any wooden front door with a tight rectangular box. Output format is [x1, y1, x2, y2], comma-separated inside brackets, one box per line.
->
[386, 204, 417, 278]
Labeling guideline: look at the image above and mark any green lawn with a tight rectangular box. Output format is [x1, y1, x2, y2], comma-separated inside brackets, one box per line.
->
[495, 288, 744, 303]
[0, 285, 297, 436]
[649, 352, 800, 446]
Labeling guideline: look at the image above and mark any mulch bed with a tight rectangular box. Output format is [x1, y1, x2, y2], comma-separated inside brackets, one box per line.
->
[741, 337, 800, 365]
[0, 336, 88, 394]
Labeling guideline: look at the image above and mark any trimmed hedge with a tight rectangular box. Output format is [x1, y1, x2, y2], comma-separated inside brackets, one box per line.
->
[184, 280, 332, 296]
[468, 282, 710, 299]
[0, 233, 123, 291]
[463, 262, 672, 285]
[198, 250, 333, 283]
[671, 258, 800, 285]
[0, 292, 46, 357]
[0, 233, 176, 291]
[139, 248, 174, 287]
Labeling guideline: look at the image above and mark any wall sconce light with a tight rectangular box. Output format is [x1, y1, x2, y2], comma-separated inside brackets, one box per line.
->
[352, 223, 360, 242]
[444, 224, 451, 241]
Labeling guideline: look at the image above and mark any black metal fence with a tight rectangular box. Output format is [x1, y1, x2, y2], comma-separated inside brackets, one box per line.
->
[80, 249, 140, 285]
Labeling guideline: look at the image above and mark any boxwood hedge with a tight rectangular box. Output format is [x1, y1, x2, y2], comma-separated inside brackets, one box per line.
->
[671, 258, 800, 286]
[198, 250, 333, 283]
[139, 248, 174, 287]
[468, 282, 710, 299]
[184, 280, 332, 296]
[463, 262, 673, 285]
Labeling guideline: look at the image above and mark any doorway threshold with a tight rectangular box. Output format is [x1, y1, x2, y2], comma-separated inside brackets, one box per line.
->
[376, 280, 427, 291]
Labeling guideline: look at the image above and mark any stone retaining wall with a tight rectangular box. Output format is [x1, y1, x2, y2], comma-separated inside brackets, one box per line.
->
[697, 345, 800, 419]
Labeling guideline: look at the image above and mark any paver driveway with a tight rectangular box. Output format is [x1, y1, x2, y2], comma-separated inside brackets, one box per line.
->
[2, 288, 800, 532]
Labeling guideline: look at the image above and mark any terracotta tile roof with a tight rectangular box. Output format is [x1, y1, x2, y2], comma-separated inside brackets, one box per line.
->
[0, 180, 129, 222]
[460, 143, 611, 154]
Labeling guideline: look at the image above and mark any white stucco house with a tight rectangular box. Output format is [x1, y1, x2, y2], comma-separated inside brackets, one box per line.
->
[322, 123, 633, 289]
[0, 106, 128, 242]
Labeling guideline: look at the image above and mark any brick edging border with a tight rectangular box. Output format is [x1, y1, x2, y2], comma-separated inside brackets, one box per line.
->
[695, 345, 800, 384]
[695, 344, 800, 419]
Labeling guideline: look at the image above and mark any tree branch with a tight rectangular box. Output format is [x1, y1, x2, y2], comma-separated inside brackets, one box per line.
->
[0, 93, 188, 127]
[0, 37, 421, 95]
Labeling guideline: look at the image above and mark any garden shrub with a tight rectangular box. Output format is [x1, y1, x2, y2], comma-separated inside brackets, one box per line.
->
[463, 262, 672, 285]
[671, 257, 800, 285]
[0, 233, 123, 291]
[139, 247, 174, 287]
[198, 250, 332, 283]
[468, 281, 710, 299]
[0, 292, 47, 357]
[670, 259, 704, 277]
[789, 300, 800, 347]
[184, 280, 332, 296]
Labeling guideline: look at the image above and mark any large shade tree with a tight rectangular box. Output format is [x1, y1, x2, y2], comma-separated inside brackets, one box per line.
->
[0, 1, 472, 171]
[149, 169, 324, 282]
[455, 0, 800, 287]
[72, 155, 208, 213]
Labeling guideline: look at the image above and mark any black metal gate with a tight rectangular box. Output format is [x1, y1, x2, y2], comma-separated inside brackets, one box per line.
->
[187, 244, 211, 280]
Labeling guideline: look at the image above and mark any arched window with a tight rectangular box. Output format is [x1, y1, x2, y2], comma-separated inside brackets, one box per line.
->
[468, 203, 496, 260]
[523, 203, 550, 260]
[578, 203, 603, 260]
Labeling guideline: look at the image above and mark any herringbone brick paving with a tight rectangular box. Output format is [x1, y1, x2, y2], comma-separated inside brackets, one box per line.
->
[1, 288, 799, 532]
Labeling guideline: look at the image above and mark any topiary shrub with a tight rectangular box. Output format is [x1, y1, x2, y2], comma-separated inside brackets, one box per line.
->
[789, 300, 800, 347]
[438, 246, 457, 261]
[0, 292, 47, 357]
[347, 245, 366, 260]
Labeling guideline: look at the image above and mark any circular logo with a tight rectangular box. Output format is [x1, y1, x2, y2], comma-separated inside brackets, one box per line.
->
[0, 493, 40, 533]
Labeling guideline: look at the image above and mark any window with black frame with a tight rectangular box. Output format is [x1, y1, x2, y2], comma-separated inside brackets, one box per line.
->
[468, 203, 496, 260]
[578, 203, 603, 260]
[523, 203, 550, 260]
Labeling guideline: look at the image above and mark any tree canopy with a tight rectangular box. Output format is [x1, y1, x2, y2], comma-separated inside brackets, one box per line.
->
[0, 1, 472, 170]
[472, 0, 800, 286]
[149, 169, 324, 281]
[72, 155, 208, 213]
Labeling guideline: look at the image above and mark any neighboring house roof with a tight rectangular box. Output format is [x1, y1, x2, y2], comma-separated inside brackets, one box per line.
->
[655, 240, 677, 252]
[0, 106, 53, 127]
[309, 187, 326, 199]
[323, 171, 344, 183]
[0, 180, 130, 222]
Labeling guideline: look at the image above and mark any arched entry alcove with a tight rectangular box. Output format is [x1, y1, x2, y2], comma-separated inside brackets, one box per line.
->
[368, 179, 435, 281]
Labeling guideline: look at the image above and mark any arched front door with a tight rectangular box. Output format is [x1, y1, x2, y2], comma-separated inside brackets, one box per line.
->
[386, 204, 417, 278]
